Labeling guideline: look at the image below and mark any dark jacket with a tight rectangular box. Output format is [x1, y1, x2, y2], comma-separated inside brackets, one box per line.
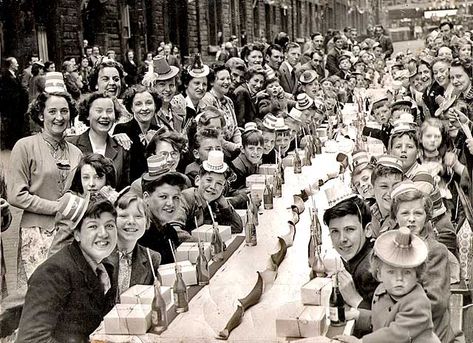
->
[362, 124, 392, 149]
[342, 240, 379, 310]
[67, 129, 131, 190]
[230, 152, 258, 190]
[123, 60, 139, 86]
[326, 48, 342, 76]
[234, 83, 258, 126]
[138, 221, 181, 265]
[106, 244, 161, 290]
[279, 62, 298, 95]
[114, 119, 159, 182]
[17, 241, 116, 343]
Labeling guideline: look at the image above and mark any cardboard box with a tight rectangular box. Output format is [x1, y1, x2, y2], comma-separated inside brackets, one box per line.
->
[301, 277, 332, 306]
[258, 164, 278, 176]
[175, 242, 211, 264]
[250, 183, 265, 203]
[103, 304, 152, 335]
[158, 260, 197, 287]
[191, 224, 232, 242]
[120, 284, 172, 308]
[284, 150, 307, 167]
[276, 304, 327, 338]
[246, 174, 273, 187]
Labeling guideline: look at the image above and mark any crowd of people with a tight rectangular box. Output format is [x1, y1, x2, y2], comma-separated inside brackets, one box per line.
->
[0, 20, 472, 342]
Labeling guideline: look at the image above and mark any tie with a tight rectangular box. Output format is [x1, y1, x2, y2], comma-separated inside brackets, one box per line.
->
[118, 250, 133, 266]
[96, 263, 111, 294]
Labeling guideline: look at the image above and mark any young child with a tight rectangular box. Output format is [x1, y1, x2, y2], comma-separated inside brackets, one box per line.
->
[185, 128, 223, 185]
[174, 150, 243, 234]
[362, 96, 392, 148]
[273, 118, 291, 158]
[259, 113, 277, 164]
[369, 155, 404, 238]
[335, 227, 441, 343]
[106, 191, 161, 295]
[350, 150, 376, 206]
[257, 76, 294, 117]
[388, 121, 422, 178]
[230, 122, 264, 190]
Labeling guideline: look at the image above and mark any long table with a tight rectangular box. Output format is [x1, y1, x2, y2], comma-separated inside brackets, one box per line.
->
[91, 150, 354, 343]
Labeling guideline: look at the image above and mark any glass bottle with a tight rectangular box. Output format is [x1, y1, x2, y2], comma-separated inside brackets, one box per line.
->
[195, 241, 210, 285]
[305, 143, 312, 166]
[310, 250, 326, 279]
[273, 171, 282, 198]
[245, 208, 257, 246]
[150, 279, 168, 334]
[263, 179, 274, 210]
[308, 211, 317, 268]
[294, 148, 302, 174]
[250, 194, 259, 226]
[210, 222, 224, 262]
[173, 264, 189, 313]
[329, 274, 346, 327]
[313, 131, 322, 155]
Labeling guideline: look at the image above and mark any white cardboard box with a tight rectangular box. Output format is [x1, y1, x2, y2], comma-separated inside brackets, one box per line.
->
[191, 224, 232, 242]
[158, 260, 197, 287]
[258, 164, 278, 176]
[175, 242, 211, 264]
[246, 174, 273, 187]
[120, 284, 173, 308]
[103, 304, 152, 335]
[301, 277, 332, 306]
[250, 183, 265, 203]
[276, 304, 327, 338]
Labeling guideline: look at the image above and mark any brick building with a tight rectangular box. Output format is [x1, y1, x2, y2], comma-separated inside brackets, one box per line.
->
[0, 0, 371, 69]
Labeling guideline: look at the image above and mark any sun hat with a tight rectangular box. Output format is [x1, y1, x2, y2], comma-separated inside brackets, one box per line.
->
[202, 150, 228, 173]
[142, 155, 171, 182]
[188, 53, 210, 78]
[374, 227, 428, 268]
[153, 56, 179, 81]
[376, 154, 404, 173]
[391, 119, 418, 135]
[299, 70, 318, 84]
[295, 93, 314, 110]
[57, 192, 91, 229]
[44, 72, 67, 93]
[325, 179, 359, 209]
[274, 117, 289, 131]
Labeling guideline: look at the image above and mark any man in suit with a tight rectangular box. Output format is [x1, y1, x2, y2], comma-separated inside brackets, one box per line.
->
[163, 44, 181, 70]
[17, 198, 118, 343]
[0, 57, 29, 150]
[298, 50, 326, 81]
[301, 32, 325, 64]
[326, 35, 345, 76]
[374, 25, 393, 59]
[279, 42, 301, 95]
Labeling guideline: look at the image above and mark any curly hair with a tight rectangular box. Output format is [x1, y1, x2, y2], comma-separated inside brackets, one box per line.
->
[207, 64, 230, 88]
[27, 91, 78, 127]
[240, 43, 264, 64]
[78, 92, 121, 126]
[88, 59, 125, 94]
[390, 188, 433, 223]
[145, 128, 188, 157]
[244, 66, 266, 82]
[122, 85, 162, 114]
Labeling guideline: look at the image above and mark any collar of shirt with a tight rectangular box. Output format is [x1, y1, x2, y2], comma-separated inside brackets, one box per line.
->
[185, 95, 196, 111]
[284, 60, 294, 74]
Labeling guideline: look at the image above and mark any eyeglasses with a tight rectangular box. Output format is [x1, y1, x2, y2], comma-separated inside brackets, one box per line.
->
[157, 151, 180, 159]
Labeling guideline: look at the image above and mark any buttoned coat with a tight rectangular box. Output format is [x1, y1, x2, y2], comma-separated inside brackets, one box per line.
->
[67, 129, 130, 190]
[278, 61, 298, 95]
[16, 241, 117, 343]
[357, 283, 441, 343]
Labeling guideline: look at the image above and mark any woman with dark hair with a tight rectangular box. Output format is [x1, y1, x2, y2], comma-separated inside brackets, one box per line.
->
[114, 85, 163, 180]
[450, 60, 473, 119]
[70, 153, 117, 195]
[8, 90, 82, 288]
[233, 66, 266, 125]
[199, 64, 241, 158]
[240, 43, 264, 67]
[129, 128, 190, 195]
[88, 60, 124, 97]
[28, 62, 45, 102]
[123, 50, 139, 86]
[68, 92, 130, 190]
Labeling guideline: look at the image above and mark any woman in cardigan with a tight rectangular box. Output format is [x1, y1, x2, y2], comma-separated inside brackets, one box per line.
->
[68, 92, 130, 190]
[8, 90, 82, 288]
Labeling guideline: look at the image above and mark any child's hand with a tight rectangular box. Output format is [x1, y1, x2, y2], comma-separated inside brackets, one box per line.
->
[333, 335, 361, 343]
[444, 152, 458, 169]
[344, 307, 360, 321]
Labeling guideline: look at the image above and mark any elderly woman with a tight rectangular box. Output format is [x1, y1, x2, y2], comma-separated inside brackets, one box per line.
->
[8, 90, 82, 288]
[391, 182, 464, 343]
[129, 128, 189, 195]
[199, 64, 241, 158]
[115, 85, 163, 181]
[141, 56, 180, 130]
[68, 92, 130, 190]
[233, 65, 265, 125]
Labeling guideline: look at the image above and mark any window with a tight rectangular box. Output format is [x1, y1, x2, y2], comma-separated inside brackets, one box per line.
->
[121, 4, 131, 39]
[209, 0, 223, 45]
[37, 25, 48, 62]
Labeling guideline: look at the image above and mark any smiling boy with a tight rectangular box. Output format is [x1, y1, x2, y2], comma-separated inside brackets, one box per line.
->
[174, 150, 243, 234]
